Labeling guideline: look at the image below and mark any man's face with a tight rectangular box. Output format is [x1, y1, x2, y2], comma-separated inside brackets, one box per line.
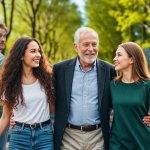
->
[74, 32, 98, 67]
[0, 28, 7, 52]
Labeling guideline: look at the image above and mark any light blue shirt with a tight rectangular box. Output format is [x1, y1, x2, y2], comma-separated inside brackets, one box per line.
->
[68, 58, 100, 125]
[0, 53, 5, 68]
[0, 53, 4, 113]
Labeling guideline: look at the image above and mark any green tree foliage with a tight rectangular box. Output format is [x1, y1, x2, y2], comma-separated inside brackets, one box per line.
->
[0, 0, 82, 63]
[144, 47, 150, 70]
[109, 0, 150, 48]
[0, 0, 15, 53]
[85, 0, 122, 62]
[85, 0, 150, 62]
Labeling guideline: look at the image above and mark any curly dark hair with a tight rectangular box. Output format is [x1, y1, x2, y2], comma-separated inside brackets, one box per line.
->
[0, 37, 55, 109]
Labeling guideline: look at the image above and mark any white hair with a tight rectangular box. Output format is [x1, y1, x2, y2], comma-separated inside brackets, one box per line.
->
[74, 26, 99, 44]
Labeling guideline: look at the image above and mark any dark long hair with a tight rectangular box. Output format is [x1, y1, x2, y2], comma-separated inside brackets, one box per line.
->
[0, 37, 55, 109]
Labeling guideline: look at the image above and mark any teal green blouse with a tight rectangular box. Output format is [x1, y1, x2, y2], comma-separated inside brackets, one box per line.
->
[109, 80, 150, 150]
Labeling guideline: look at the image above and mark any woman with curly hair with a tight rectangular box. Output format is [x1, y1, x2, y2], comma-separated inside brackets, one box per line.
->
[0, 37, 55, 149]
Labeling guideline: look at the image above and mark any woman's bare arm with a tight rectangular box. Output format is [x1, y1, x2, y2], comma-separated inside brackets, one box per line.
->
[0, 104, 11, 136]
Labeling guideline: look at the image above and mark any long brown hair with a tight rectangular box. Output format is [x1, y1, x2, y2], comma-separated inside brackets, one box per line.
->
[0, 37, 55, 109]
[115, 42, 150, 83]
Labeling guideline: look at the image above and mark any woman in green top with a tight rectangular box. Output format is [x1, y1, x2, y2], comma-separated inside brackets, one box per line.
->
[110, 42, 150, 150]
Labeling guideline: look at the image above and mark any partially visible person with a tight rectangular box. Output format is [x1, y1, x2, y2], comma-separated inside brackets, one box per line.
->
[0, 23, 8, 68]
[110, 42, 150, 150]
[54, 27, 116, 150]
[0, 22, 9, 150]
[0, 37, 54, 150]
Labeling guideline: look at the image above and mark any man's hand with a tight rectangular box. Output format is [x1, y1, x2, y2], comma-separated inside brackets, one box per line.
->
[10, 112, 15, 128]
[143, 112, 150, 127]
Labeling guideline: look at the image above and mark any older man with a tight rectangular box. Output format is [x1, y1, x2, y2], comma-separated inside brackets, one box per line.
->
[54, 27, 116, 150]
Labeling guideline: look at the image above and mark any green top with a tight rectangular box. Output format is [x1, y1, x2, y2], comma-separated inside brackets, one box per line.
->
[109, 80, 150, 150]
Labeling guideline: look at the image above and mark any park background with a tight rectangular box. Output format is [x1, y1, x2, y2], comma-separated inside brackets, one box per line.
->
[0, 0, 150, 64]
[0, 0, 150, 149]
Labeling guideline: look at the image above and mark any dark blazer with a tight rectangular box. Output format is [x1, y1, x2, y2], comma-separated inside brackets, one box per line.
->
[53, 57, 116, 150]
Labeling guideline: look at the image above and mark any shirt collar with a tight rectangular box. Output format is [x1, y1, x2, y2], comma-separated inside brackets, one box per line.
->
[75, 57, 97, 72]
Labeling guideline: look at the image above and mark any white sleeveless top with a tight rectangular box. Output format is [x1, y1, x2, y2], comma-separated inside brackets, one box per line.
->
[12, 80, 50, 124]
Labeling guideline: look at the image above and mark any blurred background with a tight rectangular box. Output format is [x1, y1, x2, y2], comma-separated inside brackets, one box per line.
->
[0, 0, 150, 64]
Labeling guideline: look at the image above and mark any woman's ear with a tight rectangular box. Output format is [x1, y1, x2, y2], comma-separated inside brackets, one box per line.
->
[129, 57, 134, 64]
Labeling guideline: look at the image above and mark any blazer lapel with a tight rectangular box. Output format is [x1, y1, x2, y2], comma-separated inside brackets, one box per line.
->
[97, 59, 106, 107]
[65, 58, 76, 106]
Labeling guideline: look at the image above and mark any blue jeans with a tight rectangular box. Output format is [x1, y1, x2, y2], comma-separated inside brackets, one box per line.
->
[0, 106, 9, 150]
[9, 123, 54, 150]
